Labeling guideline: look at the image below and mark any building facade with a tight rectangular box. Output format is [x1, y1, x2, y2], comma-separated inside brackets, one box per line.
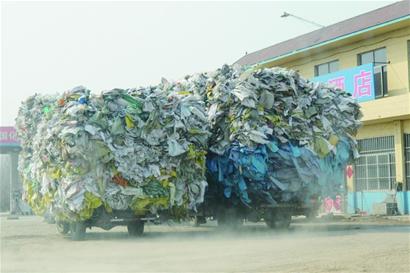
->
[235, 1, 410, 214]
[0, 127, 22, 213]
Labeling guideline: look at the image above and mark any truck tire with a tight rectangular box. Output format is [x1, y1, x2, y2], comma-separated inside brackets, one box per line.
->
[194, 216, 206, 227]
[217, 208, 242, 229]
[265, 212, 291, 229]
[70, 221, 86, 241]
[56, 221, 70, 235]
[306, 210, 317, 220]
[127, 220, 144, 236]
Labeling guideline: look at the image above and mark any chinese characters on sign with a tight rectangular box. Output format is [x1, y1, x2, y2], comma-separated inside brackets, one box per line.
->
[323, 195, 342, 214]
[0, 127, 20, 147]
[312, 63, 375, 103]
[353, 70, 372, 98]
[328, 76, 345, 90]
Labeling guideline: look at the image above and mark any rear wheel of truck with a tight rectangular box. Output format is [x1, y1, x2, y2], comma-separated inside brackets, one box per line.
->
[265, 212, 291, 229]
[217, 208, 243, 229]
[194, 216, 206, 227]
[56, 221, 70, 235]
[70, 221, 86, 241]
[127, 220, 144, 236]
[306, 210, 317, 220]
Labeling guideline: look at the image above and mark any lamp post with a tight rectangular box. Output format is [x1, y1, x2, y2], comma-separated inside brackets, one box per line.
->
[281, 12, 325, 28]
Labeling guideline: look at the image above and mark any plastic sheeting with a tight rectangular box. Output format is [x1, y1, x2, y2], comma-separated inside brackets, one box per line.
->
[206, 138, 352, 207]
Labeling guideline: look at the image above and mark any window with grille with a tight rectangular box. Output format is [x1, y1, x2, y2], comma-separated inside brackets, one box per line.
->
[358, 47, 388, 98]
[405, 134, 410, 191]
[354, 136, 396, 191]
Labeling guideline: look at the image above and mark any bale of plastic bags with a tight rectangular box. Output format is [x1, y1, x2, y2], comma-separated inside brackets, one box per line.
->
[199, 65, 361, 207]
[16, 86, 209, 221]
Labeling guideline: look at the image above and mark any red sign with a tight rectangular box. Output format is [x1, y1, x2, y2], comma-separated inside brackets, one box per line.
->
[0, 127, 20, 146]
[346, 165, 353, 179]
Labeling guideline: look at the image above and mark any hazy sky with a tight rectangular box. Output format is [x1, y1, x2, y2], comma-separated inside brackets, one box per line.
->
[1, 0, 393, 126]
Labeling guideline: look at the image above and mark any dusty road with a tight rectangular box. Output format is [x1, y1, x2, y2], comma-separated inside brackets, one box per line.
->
[1, 215, 409, 273]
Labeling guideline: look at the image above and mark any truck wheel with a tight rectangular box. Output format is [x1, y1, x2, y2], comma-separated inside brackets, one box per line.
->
[127, 220, 144, 236]
[70, 221, 86, 241]
[265, 212, 291, 229]
[306, 210, 317, 220]
[194, 216, 206, 227]
[56, 221, 70, 235]
[217, 208, 242, 229]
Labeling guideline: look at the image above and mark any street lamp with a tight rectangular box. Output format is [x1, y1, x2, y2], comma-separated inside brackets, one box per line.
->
[281, 12, 325, 28]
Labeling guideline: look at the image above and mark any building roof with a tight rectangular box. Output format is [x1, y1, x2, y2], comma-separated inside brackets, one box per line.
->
[235, 1, 410, 66]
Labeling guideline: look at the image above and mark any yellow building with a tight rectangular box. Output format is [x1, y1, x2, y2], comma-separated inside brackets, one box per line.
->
[235, 1, 410, 215]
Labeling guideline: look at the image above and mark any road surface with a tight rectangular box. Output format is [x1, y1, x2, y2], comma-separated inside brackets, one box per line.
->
[1, 215, 409, 273]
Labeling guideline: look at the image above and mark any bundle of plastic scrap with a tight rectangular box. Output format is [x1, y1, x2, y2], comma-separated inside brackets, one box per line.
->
[16, 93, 59, 214]
[203, 65, 361, 207]
[16, 85, 209, 222]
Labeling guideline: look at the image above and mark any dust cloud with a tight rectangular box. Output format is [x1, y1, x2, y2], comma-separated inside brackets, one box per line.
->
[1, 215, 410, 273]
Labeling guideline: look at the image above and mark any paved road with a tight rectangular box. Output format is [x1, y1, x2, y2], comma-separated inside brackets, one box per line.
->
[1, 216, 409, 273]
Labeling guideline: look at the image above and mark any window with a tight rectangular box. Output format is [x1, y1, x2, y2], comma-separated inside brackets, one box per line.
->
[354, 136, 396, 191]
[358, 47, 388, 98]
[314, 60, 339, 76]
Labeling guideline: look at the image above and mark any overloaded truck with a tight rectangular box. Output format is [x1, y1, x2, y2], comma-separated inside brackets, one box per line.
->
[16, 65, 361, 240]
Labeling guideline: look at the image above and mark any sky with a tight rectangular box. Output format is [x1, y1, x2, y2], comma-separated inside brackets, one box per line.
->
[1, 0, 394, 126]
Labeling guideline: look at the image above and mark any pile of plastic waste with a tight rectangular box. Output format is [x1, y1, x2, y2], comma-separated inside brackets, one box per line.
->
[16, 64, 361, 221]
[200, 66, 361, 207]
[16, 86, 209, 221]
